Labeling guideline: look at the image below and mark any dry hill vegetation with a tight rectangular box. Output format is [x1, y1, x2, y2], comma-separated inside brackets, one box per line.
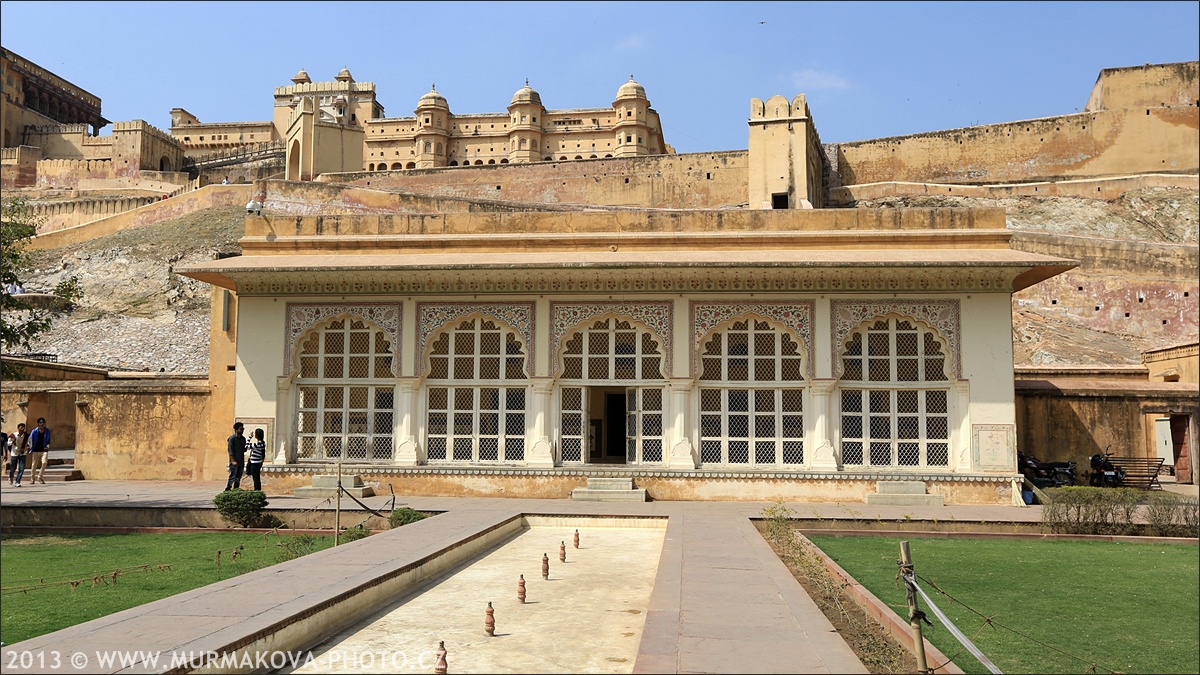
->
[15, 187, 1199, 372]
[20, 206, 244, 372]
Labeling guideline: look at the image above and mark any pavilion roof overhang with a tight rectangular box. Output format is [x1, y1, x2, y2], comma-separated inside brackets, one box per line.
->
[177, 247, 1075, 296]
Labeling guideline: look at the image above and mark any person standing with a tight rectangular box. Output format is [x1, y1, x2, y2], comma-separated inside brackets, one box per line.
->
[27, 418, 51, 485]
[246, 428, 267, 491]
[225, 422, 246, 491]
[9, 423, 30, 487]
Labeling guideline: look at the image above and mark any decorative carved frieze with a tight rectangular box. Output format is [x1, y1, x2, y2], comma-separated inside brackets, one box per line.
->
[830, 299, 961, 378]
[234, 266, 1021, 296]
[416, 302, 536, 375]
[284, 302, 401, 376]
[691, 301, 816, 379]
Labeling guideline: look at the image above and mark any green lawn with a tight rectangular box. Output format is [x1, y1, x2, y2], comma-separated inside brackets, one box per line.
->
[806, 535, 1199, 674]
[1, 532, 334, 645]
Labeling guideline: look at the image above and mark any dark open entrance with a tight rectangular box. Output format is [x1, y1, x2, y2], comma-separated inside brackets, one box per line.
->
[771, 192, 789, 209]
[590, 387, 627, 464]
[1170, 414, 1192, 484]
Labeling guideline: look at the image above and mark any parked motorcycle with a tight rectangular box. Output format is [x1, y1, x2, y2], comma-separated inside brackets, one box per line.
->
[1018, 452, 1077, 488]
[1088, 450, 1126, 488]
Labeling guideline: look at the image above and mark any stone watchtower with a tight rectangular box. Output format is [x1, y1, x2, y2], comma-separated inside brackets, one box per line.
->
[612, 76, 651, 158]
[507, 80, 544, 164]
[748, 94, 824, 209]
[414, 85, 450, 169]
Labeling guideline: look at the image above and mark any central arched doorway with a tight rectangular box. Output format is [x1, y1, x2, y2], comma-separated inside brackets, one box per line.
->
[556, 316, 667, 466]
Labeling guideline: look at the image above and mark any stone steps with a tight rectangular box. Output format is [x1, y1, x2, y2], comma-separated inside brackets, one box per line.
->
[571, 477, 647, 502]
[16, 463, 84, 482]
[863, 480, 944, 507]
[293, 473, 375, 499]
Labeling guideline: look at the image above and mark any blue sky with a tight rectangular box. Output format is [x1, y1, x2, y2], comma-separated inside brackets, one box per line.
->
[2, 1, 1197, 153]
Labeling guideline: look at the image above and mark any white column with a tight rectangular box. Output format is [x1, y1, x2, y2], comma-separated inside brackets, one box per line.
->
[527, 377, 556, 468]
[667, 378, 697, 469]
[809, 379, 839, 471]
[394, 378, 421, 465]
[273, 376, 292, 463]
[953, 379, 972, 472]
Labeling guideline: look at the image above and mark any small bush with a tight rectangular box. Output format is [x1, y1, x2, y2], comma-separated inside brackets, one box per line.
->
[340, 525, 371, 543]
[1041, 486, 1142, 535]
[389, 507, 427, 529]
[1146, 493, 1200, 538]
[276, 534, 322, 563]
[213, 490, 269, 528]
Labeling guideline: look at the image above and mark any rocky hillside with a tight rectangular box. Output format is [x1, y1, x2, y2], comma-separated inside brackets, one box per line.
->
[10, 187, 1199, 372]
[854, 186, 1198, 243]
[17, 207, 244, 372]
[856, 186, 1199, 366]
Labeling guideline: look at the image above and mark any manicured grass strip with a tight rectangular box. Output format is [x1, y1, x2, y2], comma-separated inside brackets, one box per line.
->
[806, 535, 1199, 675]
[1, 532, 333, 645]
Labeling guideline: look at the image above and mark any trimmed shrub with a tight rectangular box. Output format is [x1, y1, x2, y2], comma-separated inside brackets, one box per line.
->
[213, 490, 269, 528]
[388, 507, 428, 529]
[340, 525, 371, 543]
[1145, 493, 1200, 538]
[1041, 486, 1141, 535]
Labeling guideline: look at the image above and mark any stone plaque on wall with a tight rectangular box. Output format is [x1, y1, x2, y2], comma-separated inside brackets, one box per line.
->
[972, 424, 1015, 472]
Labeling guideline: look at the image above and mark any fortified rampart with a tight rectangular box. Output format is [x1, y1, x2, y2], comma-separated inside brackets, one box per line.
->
[833, 62, 1199, 187]
[318, 151, 750, 209]
[35, 158, 115, 187]
[828, 173, 1198, 206]
[27, 194, 161, 232]
[0, 145, 39, 188]
[27, 183, 253, 250]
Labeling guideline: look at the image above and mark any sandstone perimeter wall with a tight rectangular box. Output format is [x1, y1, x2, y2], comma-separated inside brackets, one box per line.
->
[28, 183, 253, 250]
[833, 61, 1199, 187]
[834, 105, 1198, 186]
[319, 151, 750, 209]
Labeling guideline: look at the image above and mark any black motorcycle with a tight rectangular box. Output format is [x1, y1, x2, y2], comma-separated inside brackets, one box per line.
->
[1088, 451, 1126, 488]
[1018, 452, 1077, 488]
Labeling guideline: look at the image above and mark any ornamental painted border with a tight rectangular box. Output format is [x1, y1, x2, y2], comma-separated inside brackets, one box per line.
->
[830, 300, 961, 378]
[415, 302, 536, 377]
[285, 302, 402, 377]
[690, 301, 816, 380]
[235, 266, 1020, 296]
[550, 301, 674, 377]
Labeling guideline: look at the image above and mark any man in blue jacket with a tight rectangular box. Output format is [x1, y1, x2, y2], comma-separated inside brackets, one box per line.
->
[28, 418, 51, 485]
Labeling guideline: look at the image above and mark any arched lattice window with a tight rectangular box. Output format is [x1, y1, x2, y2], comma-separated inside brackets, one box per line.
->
[295, 318, 395, 462]
[561, 318, 663, 381]
[559, 317, 665, 465]
[838, 317, 950, 469]
[698, 319, 806, 467]
[426, 318, 528, 464]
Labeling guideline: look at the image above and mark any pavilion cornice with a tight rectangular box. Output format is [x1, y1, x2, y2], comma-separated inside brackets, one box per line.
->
[197, 263, 1065, 296]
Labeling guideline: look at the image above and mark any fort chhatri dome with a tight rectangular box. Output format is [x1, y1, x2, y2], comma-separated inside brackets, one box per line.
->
[615, 75, 647, 101]
[511, 79, 542, 106]
[418, 84, 449, 109]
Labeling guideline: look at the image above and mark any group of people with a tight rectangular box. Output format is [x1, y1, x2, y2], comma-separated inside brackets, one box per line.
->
[225, 422, 267, 491]
[3, 418, 52, 487]
[5, 418, 267, 492]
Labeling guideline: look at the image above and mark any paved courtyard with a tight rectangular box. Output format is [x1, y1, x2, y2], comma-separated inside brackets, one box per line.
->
[0, 477, 1151, 674]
